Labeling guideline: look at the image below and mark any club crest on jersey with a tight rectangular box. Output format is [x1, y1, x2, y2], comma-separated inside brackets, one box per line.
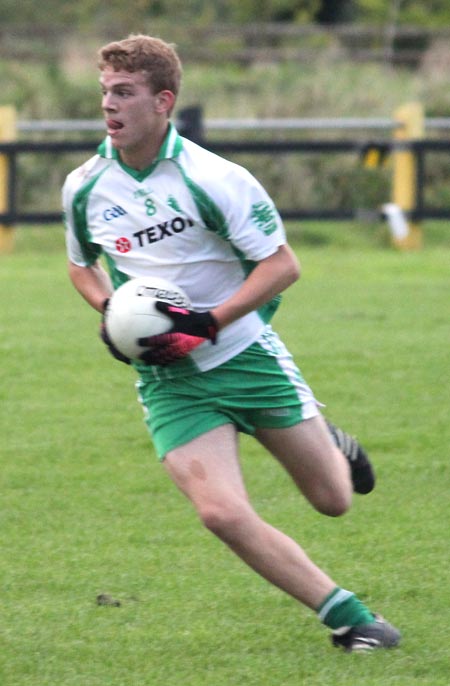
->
[250, 201, 278, 236]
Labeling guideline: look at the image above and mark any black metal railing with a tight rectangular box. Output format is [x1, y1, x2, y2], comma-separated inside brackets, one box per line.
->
[1, 134, 450, 225]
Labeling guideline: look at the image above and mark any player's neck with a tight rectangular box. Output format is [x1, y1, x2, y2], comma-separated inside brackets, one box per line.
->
[119, 142, 160, 171]
[119, 123, 169, 171]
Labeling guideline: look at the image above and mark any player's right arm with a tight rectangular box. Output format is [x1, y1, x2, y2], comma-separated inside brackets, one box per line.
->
[63, 159, 113, 313]
[69, 260, 132, 364]
[68, 260, 113, 313]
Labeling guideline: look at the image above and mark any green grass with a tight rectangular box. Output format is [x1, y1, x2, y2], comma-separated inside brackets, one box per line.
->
[1, 223, 449, 685]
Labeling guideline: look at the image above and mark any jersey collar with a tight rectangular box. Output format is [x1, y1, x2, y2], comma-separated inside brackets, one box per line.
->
[97, 121, 183, 180]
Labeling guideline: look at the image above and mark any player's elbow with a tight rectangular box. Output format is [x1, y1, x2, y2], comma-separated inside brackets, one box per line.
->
[279, 245, 301, 285]
[286, 253, 301, 286]
[291, 258, 301, 283]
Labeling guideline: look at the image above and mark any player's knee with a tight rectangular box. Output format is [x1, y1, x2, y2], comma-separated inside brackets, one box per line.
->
[313, 487, 352, 517]
[198, 500, 252, 543]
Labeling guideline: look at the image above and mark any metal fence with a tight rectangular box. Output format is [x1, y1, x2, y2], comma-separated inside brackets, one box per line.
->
[1, 109, 450, 225]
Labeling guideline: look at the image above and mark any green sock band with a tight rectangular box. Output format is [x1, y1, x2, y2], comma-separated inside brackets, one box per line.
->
[317, 587, 375, 630]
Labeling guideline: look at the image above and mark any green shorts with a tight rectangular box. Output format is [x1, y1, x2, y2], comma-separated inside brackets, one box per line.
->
[136, 334, 319, 460]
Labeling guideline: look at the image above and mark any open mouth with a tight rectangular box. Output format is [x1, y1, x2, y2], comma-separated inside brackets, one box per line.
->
[106, 119, 124, 134]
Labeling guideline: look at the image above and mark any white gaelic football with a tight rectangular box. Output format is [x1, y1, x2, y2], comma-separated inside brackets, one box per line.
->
[105, 276, 191, 359]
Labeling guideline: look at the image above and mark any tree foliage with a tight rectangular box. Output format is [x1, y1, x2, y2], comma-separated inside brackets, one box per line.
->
[3, 0, 450, 27]
[357, 0, 450, 27]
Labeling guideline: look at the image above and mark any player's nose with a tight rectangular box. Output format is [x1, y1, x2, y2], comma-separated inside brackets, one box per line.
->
[102, 92, 117, 112]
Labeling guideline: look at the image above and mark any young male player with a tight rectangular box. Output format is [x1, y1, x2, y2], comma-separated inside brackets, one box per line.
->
[63, 34, 400, 652]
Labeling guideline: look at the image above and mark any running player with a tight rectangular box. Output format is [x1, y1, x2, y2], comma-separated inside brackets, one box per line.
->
[63, 34, 399, 652]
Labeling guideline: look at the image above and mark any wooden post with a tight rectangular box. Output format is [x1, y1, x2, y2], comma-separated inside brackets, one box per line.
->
[0, 105, 17, 253]
[391, 102, 424, 249]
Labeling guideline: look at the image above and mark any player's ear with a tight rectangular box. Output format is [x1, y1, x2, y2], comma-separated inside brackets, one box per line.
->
[154, 90, 175, 115]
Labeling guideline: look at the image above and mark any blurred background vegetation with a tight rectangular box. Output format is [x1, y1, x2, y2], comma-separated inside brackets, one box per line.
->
[2, 0, 450, 226]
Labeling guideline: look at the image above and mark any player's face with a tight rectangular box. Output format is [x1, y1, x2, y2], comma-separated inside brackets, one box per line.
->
[100, 67, 171, 168]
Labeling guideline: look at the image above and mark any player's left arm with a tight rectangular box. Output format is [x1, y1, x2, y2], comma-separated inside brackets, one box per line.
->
[212, 243, 300, 330]
[154, 243, 300, 342]
[149, 159, 299, 343]
[208, 163, 300, 329]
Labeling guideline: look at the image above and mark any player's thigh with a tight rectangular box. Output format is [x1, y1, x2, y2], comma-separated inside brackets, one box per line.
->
[255, 414, 352, 514]
[163, 423, 249, 511]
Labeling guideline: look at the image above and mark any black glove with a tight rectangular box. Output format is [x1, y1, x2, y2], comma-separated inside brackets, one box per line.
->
[100, 299, 131, 365]
[154, 301, 219, 343]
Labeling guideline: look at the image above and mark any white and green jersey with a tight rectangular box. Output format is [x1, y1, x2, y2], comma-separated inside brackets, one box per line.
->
[63, 122, 287, 376]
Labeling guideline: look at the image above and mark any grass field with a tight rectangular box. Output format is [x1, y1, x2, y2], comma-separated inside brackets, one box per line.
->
[1, 223, 449, 685]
